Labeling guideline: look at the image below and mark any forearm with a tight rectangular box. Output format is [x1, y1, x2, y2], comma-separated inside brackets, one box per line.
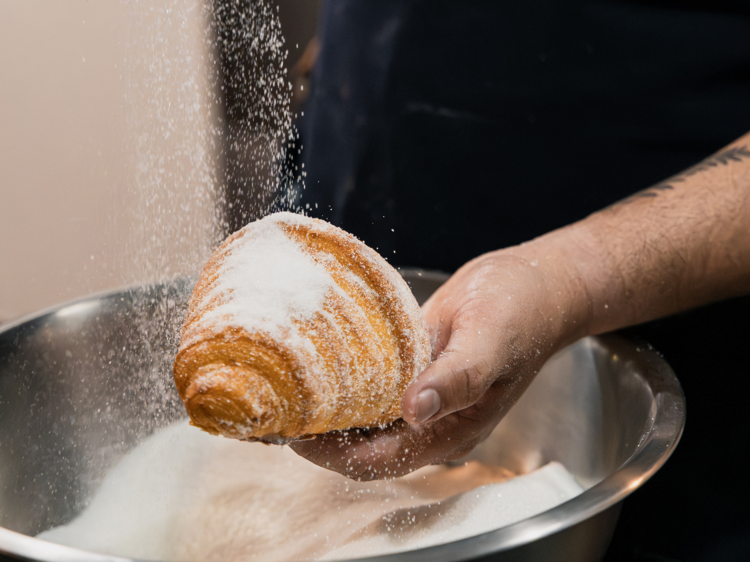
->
[293, 132, 750, 480]
[549, 132, 750, 338]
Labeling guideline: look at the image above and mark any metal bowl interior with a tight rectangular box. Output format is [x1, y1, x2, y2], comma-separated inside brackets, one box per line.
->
[0, 271, 685, 562]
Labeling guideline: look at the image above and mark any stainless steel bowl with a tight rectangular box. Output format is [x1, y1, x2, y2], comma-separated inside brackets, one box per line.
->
[0, 271, 684, 562]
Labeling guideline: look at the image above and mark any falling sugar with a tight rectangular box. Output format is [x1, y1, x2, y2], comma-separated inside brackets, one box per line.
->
[57, 0, 308, 517]
[208, 0, 305, 232]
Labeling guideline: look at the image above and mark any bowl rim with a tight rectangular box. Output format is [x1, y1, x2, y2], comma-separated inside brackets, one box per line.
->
[0, 284, 686, 562]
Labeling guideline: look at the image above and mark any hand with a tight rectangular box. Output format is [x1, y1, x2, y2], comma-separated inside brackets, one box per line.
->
[291, 242, 588, 480]
[292, 132, 750, 480]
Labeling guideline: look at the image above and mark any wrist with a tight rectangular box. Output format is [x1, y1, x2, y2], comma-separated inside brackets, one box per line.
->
[499, 229, 596, 351]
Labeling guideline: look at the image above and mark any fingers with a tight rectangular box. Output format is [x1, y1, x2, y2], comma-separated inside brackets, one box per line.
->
[405, 253, 558, 428]
[289, 420, 431, 480]
[289, 381, 513, 481]
[290, 251, 565, 480]
[402, 316, 502, 426]
[420, 289, 455, 359]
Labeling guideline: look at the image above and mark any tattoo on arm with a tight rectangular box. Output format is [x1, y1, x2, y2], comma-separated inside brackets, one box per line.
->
[609, 145, 750, 207]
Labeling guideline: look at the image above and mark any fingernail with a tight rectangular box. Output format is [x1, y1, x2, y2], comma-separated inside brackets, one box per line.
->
[415, 389, 441, 424]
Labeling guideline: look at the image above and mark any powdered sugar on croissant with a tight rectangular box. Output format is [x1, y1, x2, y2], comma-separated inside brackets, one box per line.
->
[173, 212, 431, 443]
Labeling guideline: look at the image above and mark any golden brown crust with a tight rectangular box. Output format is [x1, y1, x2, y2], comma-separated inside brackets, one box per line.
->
[173, 213, 431, 442]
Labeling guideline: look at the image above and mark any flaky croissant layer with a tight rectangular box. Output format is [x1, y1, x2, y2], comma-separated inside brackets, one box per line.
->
[173, 212, 431, 442]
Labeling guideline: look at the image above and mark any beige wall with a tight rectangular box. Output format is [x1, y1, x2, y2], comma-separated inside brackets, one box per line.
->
[0, 1, 220, 323]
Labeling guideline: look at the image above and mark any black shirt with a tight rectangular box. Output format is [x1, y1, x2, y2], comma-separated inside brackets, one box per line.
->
[302, 0, 750, 270]
[300, 2, 750, 561]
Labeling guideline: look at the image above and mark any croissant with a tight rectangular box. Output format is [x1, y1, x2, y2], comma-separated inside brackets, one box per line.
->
[173, 212, 431, 443]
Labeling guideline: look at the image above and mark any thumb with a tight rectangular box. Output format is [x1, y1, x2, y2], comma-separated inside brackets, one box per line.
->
[402, 321, 502, 426]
